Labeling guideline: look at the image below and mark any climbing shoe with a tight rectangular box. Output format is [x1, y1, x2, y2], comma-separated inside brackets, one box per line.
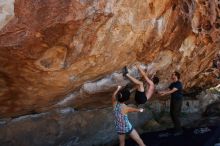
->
[122, 66, 129, 77]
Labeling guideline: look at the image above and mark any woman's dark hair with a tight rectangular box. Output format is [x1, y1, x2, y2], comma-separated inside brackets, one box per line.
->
[174, 71, 181, 80]
[152, 76, 160, 85]
[116, 88, 130, 103]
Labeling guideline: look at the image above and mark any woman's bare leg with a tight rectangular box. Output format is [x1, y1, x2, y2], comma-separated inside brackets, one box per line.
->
[119, 134, 126, 146]
[126, 74, 144, 92]
[129, 85, 138, 93]
[136, 65, 155, 100]
[129, 129, 146, 146]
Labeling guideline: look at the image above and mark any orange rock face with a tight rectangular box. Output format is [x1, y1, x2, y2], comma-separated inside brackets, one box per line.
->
[0, 0, 220, 117]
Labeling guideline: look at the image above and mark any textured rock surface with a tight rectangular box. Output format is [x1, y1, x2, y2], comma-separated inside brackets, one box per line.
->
[0, 88, 218, 146]
[0, 0, 220, 117]
[0, 107, 151, 146]
[0, 98, 205, 146]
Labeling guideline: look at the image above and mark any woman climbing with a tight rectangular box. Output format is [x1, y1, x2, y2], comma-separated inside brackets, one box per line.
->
[123, 64, 159, 105]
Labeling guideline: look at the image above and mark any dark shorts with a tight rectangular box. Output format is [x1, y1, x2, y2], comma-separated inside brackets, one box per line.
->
[117, 127, 133, 135]
[135, 90, 147, 105]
